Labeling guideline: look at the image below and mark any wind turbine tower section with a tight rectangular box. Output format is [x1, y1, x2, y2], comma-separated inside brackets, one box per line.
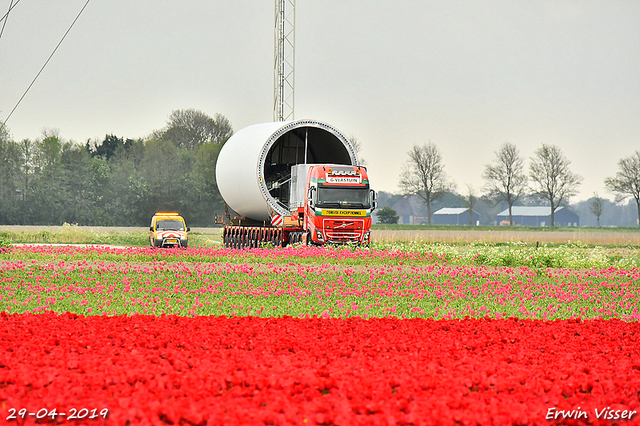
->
[274, 0, 295, 122]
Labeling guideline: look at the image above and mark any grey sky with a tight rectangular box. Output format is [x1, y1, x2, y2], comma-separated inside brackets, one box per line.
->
[1, 1, 638, 201]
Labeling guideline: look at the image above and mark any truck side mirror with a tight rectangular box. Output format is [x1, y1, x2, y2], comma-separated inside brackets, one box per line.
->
[307, 187, 316, 208]
[370, 189, 378, 211]
[149, 227, 154, 232]
[187, 227, 191, 232]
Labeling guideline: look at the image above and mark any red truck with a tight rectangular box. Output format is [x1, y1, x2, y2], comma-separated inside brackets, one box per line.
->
[216, 120, 377, 248]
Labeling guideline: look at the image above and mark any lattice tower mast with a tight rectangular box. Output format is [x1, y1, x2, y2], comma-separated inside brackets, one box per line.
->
[274, 0, 295, 122]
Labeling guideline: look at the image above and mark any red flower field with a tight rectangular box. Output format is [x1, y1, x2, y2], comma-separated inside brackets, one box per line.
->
[1, 313, 639, 425]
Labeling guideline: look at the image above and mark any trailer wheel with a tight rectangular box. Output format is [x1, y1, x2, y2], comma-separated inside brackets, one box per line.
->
[241, 228, 247, 249]
[251, 228, 256, 248]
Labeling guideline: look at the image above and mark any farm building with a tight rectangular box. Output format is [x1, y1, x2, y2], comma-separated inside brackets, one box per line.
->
[433, 208, 480, 225]
[497, 206, 579, 227]
[389, 196, 427, 225]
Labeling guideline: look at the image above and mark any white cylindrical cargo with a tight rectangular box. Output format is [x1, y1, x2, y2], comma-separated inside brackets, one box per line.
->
[216, 119, 358, 222]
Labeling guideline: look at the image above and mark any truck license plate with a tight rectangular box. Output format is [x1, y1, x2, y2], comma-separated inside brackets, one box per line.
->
[167, 239, 178, 243]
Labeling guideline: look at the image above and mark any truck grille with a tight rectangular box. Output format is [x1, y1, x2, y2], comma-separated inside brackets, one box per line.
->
[324, 219, 363, 242]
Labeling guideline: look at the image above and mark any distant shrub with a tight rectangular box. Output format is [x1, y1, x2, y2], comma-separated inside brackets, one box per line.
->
[0, 235, 11, 251]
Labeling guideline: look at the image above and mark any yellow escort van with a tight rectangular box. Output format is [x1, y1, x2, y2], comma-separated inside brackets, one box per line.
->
[149, 212, 190, 248]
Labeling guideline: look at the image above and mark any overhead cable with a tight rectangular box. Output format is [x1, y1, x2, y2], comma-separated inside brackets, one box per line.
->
[0, 0, 20, 26]
[0, 0, 92, 132]
[0, 0, 16, 42]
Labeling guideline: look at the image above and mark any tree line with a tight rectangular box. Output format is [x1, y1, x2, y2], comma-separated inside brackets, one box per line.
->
[399, 142, 640, 227]
[2, 111, 638, 228]
[0, 109, 232, 226]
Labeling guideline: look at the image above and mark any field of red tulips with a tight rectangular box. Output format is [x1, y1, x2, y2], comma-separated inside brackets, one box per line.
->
[1, 244, 640, 425]
[2, 313, 640, 425]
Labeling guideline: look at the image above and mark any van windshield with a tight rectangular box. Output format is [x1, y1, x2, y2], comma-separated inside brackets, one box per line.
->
[156, 219, 184, 231]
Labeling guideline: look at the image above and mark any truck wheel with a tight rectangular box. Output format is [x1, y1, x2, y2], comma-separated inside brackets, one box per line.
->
[181, 240, 188, 248]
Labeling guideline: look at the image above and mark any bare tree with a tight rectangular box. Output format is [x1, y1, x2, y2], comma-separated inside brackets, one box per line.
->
[589, 192, 604, 227]
[482, 142, 527, 225]
[398, 142, 453, 224]
[529, 144, 582, 226]
[348, 135, 366, 165]
[605, 150, 640, 227]
[462, 184, 477, 225]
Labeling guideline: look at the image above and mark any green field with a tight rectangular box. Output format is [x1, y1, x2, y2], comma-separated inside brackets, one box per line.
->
[1, 243, 639, 321]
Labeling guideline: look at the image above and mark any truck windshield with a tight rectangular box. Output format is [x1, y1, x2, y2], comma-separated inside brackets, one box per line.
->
[317, 186, 370, 208]
[156, 219, 184, 231]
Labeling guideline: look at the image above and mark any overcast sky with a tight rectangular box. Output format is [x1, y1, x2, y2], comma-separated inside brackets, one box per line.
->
[1, 1, 638, 201]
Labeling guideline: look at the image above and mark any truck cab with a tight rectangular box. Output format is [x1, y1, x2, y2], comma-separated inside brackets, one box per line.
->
[290, 164, 376, 245]
[149, 212, 190, 248]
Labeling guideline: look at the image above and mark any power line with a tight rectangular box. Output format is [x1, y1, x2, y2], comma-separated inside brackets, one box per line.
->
[0, 0, 20, 27]
[0, 0, 16, 42]
[0, 0, 92, 133]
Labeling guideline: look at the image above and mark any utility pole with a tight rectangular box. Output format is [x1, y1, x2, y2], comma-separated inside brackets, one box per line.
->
[274, 0, 295, 122]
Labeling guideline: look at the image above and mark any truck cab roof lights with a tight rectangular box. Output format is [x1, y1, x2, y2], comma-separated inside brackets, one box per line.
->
[328, 170, 358, 176]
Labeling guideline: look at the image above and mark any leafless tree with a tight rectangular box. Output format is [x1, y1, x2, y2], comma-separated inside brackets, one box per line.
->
[605, 150, 640, 227]
[589, 192, 604, 227]
[398, 142, 453, 224]
[482, 142, 527, 225]
[462, 184, 477, 225]
[529, 144, 582, 226]
[348, 135, 366, 165]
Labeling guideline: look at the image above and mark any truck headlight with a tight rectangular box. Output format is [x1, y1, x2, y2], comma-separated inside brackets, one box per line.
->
[363, 231, 370, 242]
[316, 230, 324, 242]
